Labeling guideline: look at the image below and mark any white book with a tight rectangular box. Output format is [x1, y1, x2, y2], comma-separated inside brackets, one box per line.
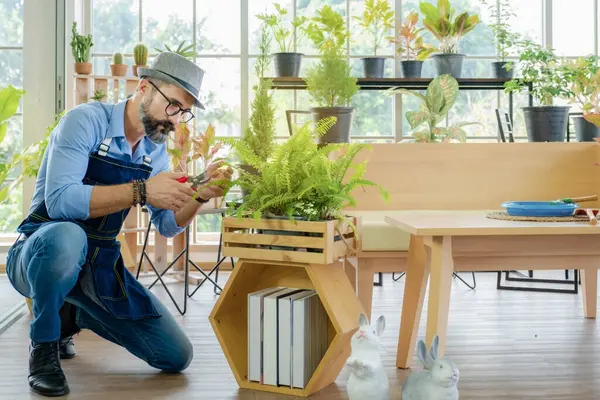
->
[278, 290, 313, 387]
[247, 287, 284, 383]
[292, 291, 318, 388]
[262, 288, 304, 386]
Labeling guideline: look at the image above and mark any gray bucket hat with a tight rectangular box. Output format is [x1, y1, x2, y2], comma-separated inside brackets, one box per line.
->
[138, 51, 205, 110]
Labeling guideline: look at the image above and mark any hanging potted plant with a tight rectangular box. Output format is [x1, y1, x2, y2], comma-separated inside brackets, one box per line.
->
[132, 43, 148, 77]
[352, 0, 395, 78]
[110, 52, 127, 77]
[504, 40, 572, 142]
[388, 74, 481, 142]
[302, 5, 359, 144]
[256, 3, 309, 78]
[481, 0, 521, 79]
[419, 0, 480, 78]
[70, 22, 93, 75]
[560, 55, 600, 141]
[387, 11, 430, 78]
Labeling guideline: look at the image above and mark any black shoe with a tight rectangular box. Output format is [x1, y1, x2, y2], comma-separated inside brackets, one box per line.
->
[58, 337, 76, 360]
[59, 302, 80, 359]
[28, 341, 70, 397]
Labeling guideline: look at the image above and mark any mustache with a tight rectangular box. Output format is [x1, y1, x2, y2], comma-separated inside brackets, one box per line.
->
[141, 116, 174, 144]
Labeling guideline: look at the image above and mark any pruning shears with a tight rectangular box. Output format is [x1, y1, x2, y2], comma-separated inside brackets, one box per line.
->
[176, 172, 211, 189]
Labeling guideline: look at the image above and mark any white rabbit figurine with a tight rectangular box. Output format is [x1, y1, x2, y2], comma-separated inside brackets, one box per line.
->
[346, 313, 390, 400]
[401, 335, 460, 400]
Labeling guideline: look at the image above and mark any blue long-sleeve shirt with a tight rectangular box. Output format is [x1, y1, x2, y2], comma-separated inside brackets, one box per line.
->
[28, 99, 185, 238]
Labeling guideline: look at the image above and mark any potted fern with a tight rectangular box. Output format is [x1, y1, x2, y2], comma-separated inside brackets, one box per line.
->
[388, 74, 480, 142]
[70, 22, 93, 75]
[303, 5, 360, 144]
[419, 0, 480, 78]
[256, 3, 309, 77]
[387, 11, 429, 78]
[352, 0, 395, 78]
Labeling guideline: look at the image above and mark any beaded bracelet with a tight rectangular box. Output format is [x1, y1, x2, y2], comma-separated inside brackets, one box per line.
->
[132, 180, 140, 206]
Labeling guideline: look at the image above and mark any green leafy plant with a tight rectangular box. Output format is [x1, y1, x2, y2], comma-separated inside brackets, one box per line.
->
[419, 0, 480, 54]
[560, 55, 600, 126]
[480, 0, 520, 64]
[70, 22, 93, 63]
[388, 74, 480, 142]
[155, 40, 196, 59]
[113, 52, 124, 65]
[504, 40, 572, 106]
[387, 11, 429, 61]
[133, 43, 148, 65]
[256, 3, 309, 53]
[352, 0, 395, 56]
[0, 85, 25, 203]
[305, 5, 359, 108]
[90, 90, 106, 101]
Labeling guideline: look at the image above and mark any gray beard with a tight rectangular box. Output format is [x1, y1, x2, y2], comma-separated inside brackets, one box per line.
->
[139, 101, 173, 144]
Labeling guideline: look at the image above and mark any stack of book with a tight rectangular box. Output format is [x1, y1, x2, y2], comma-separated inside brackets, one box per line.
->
[247, 287, 329, 388]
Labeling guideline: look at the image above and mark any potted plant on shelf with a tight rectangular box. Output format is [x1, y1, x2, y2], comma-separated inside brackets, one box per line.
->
[303, 5, 360, 144]
[388, 74, 480, 142]
[418, 0, 480, 78]
[256, 3, 309, 77]
[387, 10, 429, 78]
[89, 89, 106, 102]
[481, 0, 521, 79]
[110, 52, 127, 77]
[132, 43, 148, 77]
[504, 40, 572, 142]
[352, 0, 395, 78]
[560, 55, 600, 141]
[70, 22, 93, 75]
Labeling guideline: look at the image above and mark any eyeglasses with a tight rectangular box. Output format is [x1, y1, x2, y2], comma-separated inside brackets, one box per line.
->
[148, 81, 195, 123]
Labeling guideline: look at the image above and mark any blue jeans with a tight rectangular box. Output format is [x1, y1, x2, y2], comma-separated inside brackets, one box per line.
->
[6, 221, 193, 372]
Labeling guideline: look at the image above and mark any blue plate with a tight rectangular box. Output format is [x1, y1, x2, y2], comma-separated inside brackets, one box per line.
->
[501, 201, 578, 217]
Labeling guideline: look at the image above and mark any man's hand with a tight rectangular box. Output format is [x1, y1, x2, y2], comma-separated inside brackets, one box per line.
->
[196, 161, 233, 200]
[146, 172, 197, 212]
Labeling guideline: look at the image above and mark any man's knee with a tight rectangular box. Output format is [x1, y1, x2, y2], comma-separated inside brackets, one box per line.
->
[29, 222, 87, 281]
[153, 335, 193, 373]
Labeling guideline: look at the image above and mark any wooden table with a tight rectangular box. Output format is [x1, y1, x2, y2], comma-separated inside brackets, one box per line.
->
[386, 210, 600, 369]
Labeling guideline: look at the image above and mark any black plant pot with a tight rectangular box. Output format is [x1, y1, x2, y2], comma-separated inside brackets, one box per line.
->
[431, 53, 465, 78]
[573, 116, 600, 142]
[273, 52, 303, 77]
[491, 61, 514, 79]
[362, 57, 385, 78]
[399, 60, 423, 78]
[311, 107, 355, 145]
[523, 106, 570, 142]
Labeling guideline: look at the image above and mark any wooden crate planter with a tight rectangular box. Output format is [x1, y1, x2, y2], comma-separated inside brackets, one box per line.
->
[221, 216, 358, 264]
[208, 259, 365, 397]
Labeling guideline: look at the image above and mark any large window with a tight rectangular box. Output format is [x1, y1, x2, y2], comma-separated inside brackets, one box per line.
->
[0, 0, 23, 235]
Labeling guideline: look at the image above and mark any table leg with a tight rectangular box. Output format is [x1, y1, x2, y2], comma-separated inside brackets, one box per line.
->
[396, 235, 429, 369]
[357, 258, 375, 319]
[581, 268, 598, 318]
[425, 235, 454, 357]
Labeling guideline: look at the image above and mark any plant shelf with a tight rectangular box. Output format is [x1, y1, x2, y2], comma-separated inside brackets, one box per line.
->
[208, 259, 365, 397]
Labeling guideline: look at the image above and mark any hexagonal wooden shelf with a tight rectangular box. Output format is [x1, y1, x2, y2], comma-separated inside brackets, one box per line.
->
[209, 217, 364, 397]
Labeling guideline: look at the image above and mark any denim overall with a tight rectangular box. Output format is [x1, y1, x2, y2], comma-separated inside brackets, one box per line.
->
[15, 137, 161, 321]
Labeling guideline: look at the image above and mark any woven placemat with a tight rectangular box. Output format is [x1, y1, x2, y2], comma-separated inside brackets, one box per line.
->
[486, 211, 589, 222]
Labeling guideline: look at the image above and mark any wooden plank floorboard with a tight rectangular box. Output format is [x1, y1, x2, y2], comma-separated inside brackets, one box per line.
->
[0, 271, 599, 399]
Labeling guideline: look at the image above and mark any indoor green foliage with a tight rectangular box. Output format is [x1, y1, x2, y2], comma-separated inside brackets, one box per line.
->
[256, 3, 309, 53]
[419, 0, 480, 55]
[388, 74, 479, 142]
[113, 52, 124, 64]
[352, 0, 395, 56]
[560, 55, 600, 126]
[70, 22, 93, 63]
[133, 43, 148, 65]
[504, 40, 572, 106]
[305, 5, 359, 108]
[387, 11, 429, 61]
[230, 117, 388, 223]
[0, 85, 25, 204]
[480, 0, 520, 62]
[155, 40, 196, 59]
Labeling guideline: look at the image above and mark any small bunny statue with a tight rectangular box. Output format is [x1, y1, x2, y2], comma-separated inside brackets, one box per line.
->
[401, 335, 460, 400]
[346, 313, 390, 400]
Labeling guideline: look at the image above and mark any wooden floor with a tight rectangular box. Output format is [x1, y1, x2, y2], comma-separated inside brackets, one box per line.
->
[1, 271, 599, 399]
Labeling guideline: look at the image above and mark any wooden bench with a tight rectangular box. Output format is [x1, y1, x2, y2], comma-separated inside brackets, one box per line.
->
[344, 142, 600, 317]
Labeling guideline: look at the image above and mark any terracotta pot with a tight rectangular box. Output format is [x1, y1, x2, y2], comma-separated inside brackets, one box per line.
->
[110, 64, 127, 77]
[74, 62, 92, 75]
[132, 65, 148, 77]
